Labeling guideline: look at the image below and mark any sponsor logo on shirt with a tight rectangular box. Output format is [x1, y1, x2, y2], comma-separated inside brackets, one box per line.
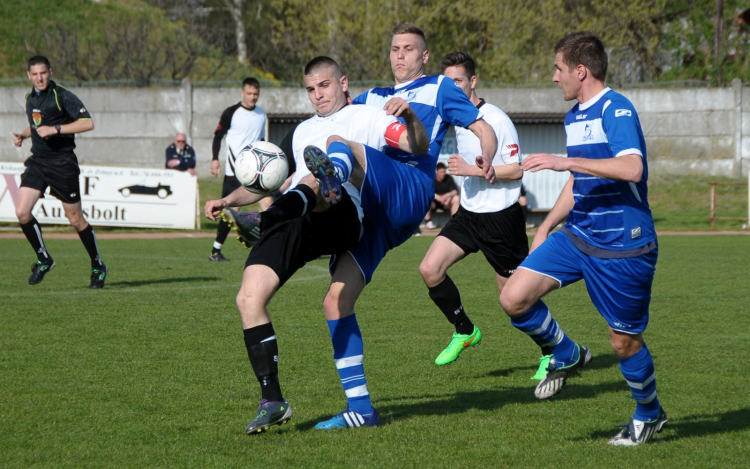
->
[582, 123, 593, 141]
[615, 109, 632, 117]
[506, 144, 519, 157]
[79, 107, 86, 113]
[576, 114, 587, 120]
[631, 226, 642, 239]
[32, 109, 42, 127]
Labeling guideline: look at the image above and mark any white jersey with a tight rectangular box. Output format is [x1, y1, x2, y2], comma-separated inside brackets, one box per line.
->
[214, 104, 267, 177]
[291, 105, 398, 220]
[456, 101, 521, 213]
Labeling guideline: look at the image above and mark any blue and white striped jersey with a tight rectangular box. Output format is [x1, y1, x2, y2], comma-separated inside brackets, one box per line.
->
[564, 88, 656, 253]
[353, 75, 481, 178]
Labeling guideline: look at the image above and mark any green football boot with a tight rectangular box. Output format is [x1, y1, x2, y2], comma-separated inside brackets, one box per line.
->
[435, 325, 482, 366]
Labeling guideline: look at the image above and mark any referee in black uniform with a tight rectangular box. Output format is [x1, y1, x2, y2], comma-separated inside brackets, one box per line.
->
[12, 55, 107, 288]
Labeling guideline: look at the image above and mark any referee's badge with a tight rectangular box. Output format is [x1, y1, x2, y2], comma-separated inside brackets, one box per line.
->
[32, 109, 42, 127]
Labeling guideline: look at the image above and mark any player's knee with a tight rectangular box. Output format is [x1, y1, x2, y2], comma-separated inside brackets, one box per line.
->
[322, 291, 340, 316]
[609, 332, 643, 358]
[15, 206, 32, 224]
[499, 288, 524, 316]
[418, 258, 441, 285]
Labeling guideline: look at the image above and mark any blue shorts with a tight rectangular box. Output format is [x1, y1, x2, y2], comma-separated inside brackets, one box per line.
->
[343, 145, 433, 284]
[520, 231, 658, 333]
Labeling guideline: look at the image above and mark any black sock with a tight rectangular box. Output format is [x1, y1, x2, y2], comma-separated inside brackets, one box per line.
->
[77, 224, 103, 268]
[20, 217, 49, 262]
[428, 275, 474, 335]
[243, 323, 283, 402]
[262, 185, 318, 230]
[215, 218, 232, 245]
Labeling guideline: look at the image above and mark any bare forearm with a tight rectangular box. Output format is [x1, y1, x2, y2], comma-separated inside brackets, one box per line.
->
[565, 154, 643, 182]
[62, 119, 94, 135]
[401, 110, 429, 155]
[537, 176, 575, 234]
[454, 162, 521, 180]
[222, 185, 264, 207]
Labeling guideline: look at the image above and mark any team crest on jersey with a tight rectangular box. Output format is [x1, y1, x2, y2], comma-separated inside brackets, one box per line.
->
[32, 109, 42, 127]
[582, 123, 593, 141]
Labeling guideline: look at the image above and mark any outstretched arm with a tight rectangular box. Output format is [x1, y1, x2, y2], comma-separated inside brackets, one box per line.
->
[523, 152, 643, 182]
[204, 185, 268, 221]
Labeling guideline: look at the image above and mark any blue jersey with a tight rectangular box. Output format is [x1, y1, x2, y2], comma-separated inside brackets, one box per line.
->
[353, 75, 481, 178]
[564, 88, 656, 253]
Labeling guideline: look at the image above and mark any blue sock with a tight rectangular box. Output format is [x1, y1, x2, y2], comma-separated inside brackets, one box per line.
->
[619, 343, 660, 421]
[510, 300, 579, 368]
[326, 314, 372, 416]
[327, 141, 354, 183]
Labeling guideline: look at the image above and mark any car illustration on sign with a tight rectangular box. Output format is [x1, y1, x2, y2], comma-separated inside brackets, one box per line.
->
[118, 183, 173, 199]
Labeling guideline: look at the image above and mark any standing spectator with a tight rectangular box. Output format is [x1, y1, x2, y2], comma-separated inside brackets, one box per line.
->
[209, 77, 267, 262]
[500, 32, 666, 445]
[423, 162, 459, 229]
[165, 133, 196, 175]
[12, 55, 107, 288]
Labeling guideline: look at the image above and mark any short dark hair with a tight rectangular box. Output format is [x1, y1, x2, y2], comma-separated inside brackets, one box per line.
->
[392, 23, 428, 50]
[27, 55, 50, 71]
[242, 77, 260, 89]
[304, 56, 343, 79]
[439, 51, 476, 78]
[554, 32, 608, 81]
[436, 162, 446, 170]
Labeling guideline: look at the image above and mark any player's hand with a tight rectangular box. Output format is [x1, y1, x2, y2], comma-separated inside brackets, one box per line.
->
[36, 126, 56, 139]
[529, 228, 549, 254]
[204, 199, 227, 221]
[523, 153, 569, 173]
[383, 98, 411, 117]
[12, 132, 24, 147]
[476, 156, 496, 184]
[210, 159, 220, 177]
[447, 154, 471, 176]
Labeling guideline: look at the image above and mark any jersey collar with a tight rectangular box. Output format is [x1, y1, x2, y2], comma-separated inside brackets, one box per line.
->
[394, 75, 427, 90]
[578, 87, 611, 111]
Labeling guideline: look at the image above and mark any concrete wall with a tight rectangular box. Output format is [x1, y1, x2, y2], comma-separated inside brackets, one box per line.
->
[2, 80, 748, 177]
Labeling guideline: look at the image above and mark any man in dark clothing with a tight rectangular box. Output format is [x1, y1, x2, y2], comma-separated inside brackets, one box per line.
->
[165, 133, 197, 175]
[12, 55, 107, 288]
[423, 162, 459, 229]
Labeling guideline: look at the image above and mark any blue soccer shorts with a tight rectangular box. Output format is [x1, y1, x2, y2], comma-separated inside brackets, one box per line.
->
[338, 144, 433, 284]
[519, 231, 658, 334]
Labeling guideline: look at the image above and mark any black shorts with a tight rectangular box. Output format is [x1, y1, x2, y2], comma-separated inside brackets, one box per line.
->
[222, 175, 242, 198]
[439, 203, 529, 277]
[245, 189, 362, 286]
[20, 153, 82, 204]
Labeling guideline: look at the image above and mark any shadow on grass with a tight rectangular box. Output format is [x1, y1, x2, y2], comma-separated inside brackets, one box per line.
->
[585, 407, 750, 443]
[295, 380, 624, 431]
[107, 276, 221, 287]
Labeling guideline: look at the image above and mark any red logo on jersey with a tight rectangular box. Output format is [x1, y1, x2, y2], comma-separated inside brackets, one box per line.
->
[506, 144, 519, 157]
[215, 124, 223, 132]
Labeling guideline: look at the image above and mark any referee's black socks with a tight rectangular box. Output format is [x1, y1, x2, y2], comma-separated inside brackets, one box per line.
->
[20, 217, 50, 262]
[77, 224, 104, 269]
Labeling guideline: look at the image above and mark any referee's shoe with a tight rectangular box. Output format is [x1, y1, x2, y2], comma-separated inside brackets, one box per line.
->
[89, 263, 108, 289]
[28, 257, 55, 285]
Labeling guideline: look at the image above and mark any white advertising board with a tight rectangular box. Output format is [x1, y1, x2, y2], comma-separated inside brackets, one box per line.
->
[0, 163, 199, 229]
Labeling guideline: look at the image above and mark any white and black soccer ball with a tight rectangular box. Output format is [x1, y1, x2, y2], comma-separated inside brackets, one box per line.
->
[234, 141, 289, 195]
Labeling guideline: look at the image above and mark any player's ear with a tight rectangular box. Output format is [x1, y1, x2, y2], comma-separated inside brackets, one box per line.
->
[340, 75, 349, 92]
[576, 64, 587, 81]
[422, 49, 430, 65]
[470, 75, 477, 90]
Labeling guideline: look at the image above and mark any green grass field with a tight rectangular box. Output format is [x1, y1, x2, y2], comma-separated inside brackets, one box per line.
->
[1, 234, 748, 468]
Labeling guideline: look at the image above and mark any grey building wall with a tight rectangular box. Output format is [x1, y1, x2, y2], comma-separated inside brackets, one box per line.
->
[1, 81, 747, 178]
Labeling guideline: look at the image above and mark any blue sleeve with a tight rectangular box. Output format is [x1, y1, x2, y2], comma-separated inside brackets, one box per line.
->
[435, 77, 480, 128]
[352, 91, 368, 105]
[602, 99, 643, 157]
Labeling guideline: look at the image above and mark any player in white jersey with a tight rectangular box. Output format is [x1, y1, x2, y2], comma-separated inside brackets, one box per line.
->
[500, 32, 666, 446]
[208, 77, 267, 262]
[203, 57, 429, 435]
[419, 52, 549, 377]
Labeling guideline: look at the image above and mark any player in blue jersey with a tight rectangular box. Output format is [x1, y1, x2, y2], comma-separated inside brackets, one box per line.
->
[499, 32, 666, 446]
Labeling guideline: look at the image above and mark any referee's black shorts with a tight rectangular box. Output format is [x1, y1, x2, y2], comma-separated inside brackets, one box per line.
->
[438, 202, 529, 277]
[245, 188, 362, 286]
[221, 175, 242, 198]
[20, 153, 82, 204]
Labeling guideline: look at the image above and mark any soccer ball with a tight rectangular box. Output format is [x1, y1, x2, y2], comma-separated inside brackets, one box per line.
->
[234, 141, 289, 195]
